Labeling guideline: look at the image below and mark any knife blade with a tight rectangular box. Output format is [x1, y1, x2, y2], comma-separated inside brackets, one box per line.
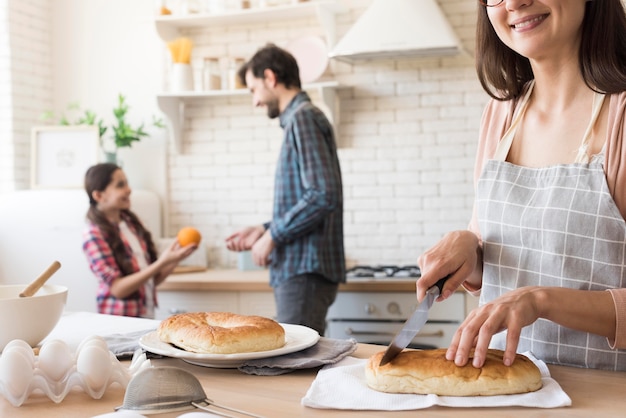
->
[379, 276, 448, 366]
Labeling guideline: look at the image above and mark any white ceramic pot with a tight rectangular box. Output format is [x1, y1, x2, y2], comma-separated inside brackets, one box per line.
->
[171, 63, 194, 92]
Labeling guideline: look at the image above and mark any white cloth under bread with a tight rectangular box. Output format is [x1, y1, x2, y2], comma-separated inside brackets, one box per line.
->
[301, 352, 571, 410]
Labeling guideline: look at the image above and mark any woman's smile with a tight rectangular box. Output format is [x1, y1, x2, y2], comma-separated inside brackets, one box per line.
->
[510, 14, 548, 32]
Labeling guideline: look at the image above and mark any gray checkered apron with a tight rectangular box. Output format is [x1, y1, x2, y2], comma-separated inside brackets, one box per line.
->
[477, 82, 626, 370]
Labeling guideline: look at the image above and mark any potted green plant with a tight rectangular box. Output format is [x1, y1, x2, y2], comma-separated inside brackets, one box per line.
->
[42, 94, 164, 164]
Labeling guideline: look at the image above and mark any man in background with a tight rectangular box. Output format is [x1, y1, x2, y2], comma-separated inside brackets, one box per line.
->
[225, 44, 344, 336]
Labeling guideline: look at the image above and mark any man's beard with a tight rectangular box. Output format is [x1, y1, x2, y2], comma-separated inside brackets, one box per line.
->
[266, 99, 280, 119]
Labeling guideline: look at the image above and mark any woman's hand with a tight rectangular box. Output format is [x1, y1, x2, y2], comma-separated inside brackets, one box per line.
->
[417, 230, 483, 303]
[448, 287, 617, 368]
[446, 286, 545, 369]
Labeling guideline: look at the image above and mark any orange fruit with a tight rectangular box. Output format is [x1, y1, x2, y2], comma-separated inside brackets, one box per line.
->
[177, 227, 202, 246]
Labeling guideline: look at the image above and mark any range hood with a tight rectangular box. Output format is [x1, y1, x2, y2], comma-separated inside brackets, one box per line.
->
[329, 0, 463, 62]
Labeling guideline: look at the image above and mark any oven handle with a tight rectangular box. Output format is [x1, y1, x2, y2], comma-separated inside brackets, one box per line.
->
[344, 328, 445, 338]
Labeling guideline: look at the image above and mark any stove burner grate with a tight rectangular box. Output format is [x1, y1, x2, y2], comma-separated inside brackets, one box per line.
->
[346, 265, 421, 279]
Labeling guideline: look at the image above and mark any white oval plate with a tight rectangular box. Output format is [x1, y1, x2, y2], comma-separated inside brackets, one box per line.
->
[285, 36, 329, 84]
[139, 323, 320, 368]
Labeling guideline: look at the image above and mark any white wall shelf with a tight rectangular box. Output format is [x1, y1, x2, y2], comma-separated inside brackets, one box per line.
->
[154, 1, 346, 153]
[157, 81, 341, 153]
[154, 1, 344, 46]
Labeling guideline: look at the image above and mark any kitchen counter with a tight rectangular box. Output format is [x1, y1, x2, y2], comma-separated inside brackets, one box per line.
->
[0, 310, 623, 418]
[2, 342, 626, 418]
[161, 269, 421, 292]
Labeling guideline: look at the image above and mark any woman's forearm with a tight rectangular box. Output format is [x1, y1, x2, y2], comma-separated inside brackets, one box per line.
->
[538, 287, 616, 340]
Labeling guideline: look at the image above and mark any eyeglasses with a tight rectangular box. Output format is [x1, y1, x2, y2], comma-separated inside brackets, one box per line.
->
[478, 0, 504, 6]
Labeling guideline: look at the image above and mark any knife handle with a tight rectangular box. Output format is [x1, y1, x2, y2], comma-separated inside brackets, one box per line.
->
[431, 274, 450, 295]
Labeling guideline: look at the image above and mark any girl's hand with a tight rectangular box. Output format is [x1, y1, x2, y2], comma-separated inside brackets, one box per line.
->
[159, 239, 197, 264]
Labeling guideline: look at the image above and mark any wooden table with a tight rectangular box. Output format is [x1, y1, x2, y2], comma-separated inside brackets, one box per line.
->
[2, 344, 626, 418]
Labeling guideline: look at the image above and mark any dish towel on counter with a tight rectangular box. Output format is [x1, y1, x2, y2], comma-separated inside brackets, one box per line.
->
[302, 352, 571, 410]
[238, 337, 358, 376]
[102, 329, 158, 358]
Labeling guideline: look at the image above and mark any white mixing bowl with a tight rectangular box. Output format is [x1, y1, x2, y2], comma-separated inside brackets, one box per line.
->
[0, 284, 68, 351]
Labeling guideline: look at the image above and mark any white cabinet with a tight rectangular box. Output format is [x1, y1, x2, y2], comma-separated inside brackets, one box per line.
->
[153, 1, 345, 153]
[157, 81, 341, 153]
[155, 290, 276, 320]
[238, 292, 277, 318]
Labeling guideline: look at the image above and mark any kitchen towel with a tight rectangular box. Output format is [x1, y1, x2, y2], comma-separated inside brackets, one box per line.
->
[102, 329, 158, 358]
[238, 337, 358, 376]
[301, 352, 572, 410]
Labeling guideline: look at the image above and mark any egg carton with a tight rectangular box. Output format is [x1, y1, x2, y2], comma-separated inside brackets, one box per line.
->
[0, 335, 151, 407]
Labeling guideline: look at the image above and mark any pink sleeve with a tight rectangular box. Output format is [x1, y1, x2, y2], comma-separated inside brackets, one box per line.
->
[607, 289, 626, 349]
[605, 92, 626, 221]
[603, 93, 626, 349]
[469, 97, 516, 236]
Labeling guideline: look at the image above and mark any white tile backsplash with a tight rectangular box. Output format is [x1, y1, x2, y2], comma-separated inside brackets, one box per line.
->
[2, 0, 486, 270]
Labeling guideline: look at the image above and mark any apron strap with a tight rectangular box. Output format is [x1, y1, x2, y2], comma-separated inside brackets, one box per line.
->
[493, 81, 535, 162]
[575, 91, 606, 164]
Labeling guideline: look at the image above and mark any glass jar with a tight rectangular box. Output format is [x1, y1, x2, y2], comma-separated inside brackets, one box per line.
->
[202, 57, 221, 90]
[227, 58, 246, 90]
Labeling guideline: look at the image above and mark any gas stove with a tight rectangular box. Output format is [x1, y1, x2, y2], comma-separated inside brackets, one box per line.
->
[345, 265, 421, 281]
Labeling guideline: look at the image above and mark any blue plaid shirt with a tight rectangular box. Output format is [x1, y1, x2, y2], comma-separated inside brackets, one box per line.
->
[267, 91, 345, 287]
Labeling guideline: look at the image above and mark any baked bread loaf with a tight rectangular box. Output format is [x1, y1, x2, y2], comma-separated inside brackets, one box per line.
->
[157, 312, 285, 354]
[366, 349, 542, 396]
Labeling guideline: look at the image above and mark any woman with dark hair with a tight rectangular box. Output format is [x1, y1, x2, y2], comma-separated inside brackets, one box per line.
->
[417, 0, 626, 371]
[82, 163, 197, 318]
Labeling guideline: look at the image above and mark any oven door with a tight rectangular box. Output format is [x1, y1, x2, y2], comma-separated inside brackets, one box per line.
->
[326, 320, 458, 350]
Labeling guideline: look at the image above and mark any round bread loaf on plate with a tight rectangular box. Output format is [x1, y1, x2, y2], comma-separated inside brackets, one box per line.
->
[366, 348, 542, 396]
[157, 312, 285, 354]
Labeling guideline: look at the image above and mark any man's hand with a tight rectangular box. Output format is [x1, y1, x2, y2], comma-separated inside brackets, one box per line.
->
[251, 229, 275, 267]
[225, 225, 265, 251]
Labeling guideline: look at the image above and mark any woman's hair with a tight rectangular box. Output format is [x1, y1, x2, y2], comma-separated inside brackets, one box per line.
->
[237, 43, 301, 89]
[84, 163, 157, 276]
[476, 0, 626, 100]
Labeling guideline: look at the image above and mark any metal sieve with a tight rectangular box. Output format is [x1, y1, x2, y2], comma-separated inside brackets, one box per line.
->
[116, 366, 265, 417]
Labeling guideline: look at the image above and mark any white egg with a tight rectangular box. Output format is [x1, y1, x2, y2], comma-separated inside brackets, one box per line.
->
[4, 339, 34, 353]
[2, 340, 36, 365]
[37, 339, 74, 381]
[0, 349, 34, 399]
[178, 412, 224, 418]
[76, 345, 112, 391]
[76, 335, 109, 354]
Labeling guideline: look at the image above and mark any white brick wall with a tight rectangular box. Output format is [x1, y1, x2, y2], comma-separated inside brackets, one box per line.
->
[0, 0, 52, 194]
[0, 0, 13, 194]
[1, 0, 489, 271]
[165, 0, 489, 269]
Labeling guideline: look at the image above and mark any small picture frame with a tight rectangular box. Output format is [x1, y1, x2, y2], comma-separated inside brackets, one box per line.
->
[31, 125, 100, 189]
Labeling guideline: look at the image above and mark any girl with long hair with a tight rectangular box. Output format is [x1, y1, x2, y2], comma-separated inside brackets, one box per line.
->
[83, 163, 197, 318]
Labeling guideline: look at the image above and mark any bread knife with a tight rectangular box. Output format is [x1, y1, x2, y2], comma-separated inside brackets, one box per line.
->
[379, 276, 448, 366]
